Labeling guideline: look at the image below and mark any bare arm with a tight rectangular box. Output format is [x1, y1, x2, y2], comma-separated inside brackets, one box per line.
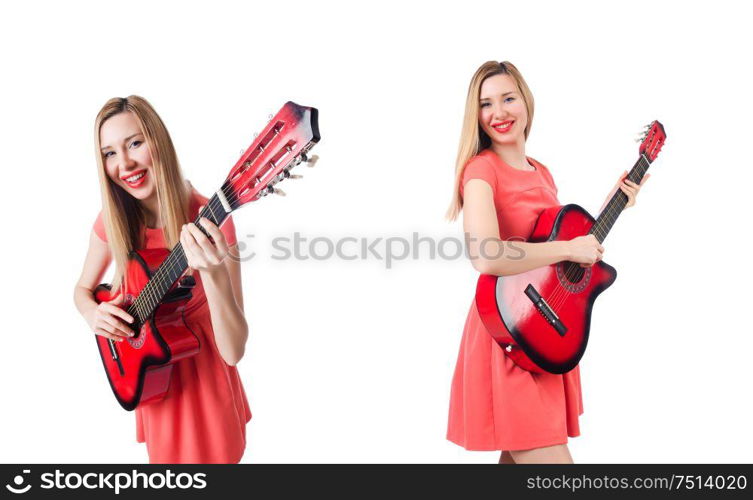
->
[463, 179, 603, 276]
[200, 252, 248, 366]
[463, 179, 569, 276]
[73, 230, 134, 340]
[183, 219, 248, 366]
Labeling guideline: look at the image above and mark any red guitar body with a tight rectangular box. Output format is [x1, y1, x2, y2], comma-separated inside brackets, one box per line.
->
[94, 249, 199, 411]
[476, 204, 617, 374]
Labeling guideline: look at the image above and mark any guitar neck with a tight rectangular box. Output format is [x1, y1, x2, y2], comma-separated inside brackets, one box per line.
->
[120, 101, 321, 324]
[588, 154, 652, 244]
[127, 182, 236, 322]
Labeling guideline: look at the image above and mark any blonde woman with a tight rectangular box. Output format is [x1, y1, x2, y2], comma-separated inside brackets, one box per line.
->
[446, 61, 648, 463]
[73, 96, 251, 463]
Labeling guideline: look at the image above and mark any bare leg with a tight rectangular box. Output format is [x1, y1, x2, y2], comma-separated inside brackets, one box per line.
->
[499, 450, 515, 464]
[509, 444, 573, 464]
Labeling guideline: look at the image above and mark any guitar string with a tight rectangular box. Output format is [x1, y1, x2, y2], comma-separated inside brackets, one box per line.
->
[106, 193, 228, 355]
[125, 119, 312, 319]
[128, 138, 306, 322]
[538, 154, 646, 312]
[547, 153, 649, 309]
[547, 155, 648, 311]
[132, 196, 229, 317]
[139, 191, 239, 319]
[546, 155, 650, 312]
[119, 189, 236, 323]
[131, 161, 257, 318]
[130, 137, 278, 317]
[495, 160, 640, 317]
[129, 191, 238, 322]
[549, 154, 650, 310]
[105, 114, 307, 349]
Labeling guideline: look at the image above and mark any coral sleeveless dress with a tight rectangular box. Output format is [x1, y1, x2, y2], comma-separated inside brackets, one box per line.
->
[93, 186, 252, 463]
[447, 149, 584, 451]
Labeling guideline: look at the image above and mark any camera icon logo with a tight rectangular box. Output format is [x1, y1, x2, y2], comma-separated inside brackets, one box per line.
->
[5, 470, 32, 494]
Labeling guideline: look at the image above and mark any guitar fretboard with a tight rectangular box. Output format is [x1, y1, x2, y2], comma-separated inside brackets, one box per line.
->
[127, 182, 236, 323]
[589, 154, 652, 243]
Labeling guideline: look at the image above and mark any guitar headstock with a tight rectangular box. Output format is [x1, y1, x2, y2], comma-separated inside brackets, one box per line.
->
[637, 120, 666, 163]
[223, 101, 320, 209]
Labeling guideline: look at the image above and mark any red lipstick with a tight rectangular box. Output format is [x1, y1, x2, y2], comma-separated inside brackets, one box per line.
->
[491, 120, 514, 134]
[121, 169, 148, 188]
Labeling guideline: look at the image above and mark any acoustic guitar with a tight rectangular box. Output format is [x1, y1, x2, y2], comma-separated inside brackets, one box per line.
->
[475, 121, 665, 374]
[94, 101, 320, 410]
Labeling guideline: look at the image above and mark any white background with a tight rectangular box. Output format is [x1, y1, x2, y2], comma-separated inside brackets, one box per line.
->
[1, 0, 751, 463]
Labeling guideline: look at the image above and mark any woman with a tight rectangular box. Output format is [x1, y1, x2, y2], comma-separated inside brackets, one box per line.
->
[446, 61, 648, 463]
[73, 96, 252, 463]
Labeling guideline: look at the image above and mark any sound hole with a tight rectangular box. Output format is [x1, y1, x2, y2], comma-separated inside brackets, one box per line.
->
[128, 323, 147, 349]
[563, 264, 585, 284]
[556, 262, 591, 293]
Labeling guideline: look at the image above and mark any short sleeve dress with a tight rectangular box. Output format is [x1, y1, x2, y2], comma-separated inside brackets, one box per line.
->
[93, 185, 252, 463]
[446, 149, 584, 451]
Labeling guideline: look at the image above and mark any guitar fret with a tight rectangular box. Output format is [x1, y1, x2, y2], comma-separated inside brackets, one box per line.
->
[590, 155, 651, 243]
[207, 201, 218, 225]
[132, 194, 230, 321]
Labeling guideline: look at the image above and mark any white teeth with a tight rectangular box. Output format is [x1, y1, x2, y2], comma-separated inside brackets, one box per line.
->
[125, 171, 145, 183]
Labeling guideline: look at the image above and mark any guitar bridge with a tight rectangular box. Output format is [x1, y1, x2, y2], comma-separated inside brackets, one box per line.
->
[524, 284, 568, 336]
[107, 339, 125, 376]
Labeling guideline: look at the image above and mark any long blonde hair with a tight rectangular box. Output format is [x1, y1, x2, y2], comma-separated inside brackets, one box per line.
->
[445, 61, 535, 221]
[94, 96, 190, 289]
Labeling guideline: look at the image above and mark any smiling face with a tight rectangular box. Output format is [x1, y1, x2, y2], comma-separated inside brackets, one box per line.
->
[478, 73, 528, 148]
[99, 111, 155, 201]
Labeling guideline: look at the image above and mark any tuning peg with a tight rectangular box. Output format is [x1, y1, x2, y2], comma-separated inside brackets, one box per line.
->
[304, 154, 319, 167]
[268, 114, 273, 120]
[273, 188, 286, 197]
[282, 170, 303, 180]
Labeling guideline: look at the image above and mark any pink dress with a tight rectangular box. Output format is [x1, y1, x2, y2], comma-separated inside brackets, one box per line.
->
[93, 187, 252, 463]
[447, 149, 584, 451]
